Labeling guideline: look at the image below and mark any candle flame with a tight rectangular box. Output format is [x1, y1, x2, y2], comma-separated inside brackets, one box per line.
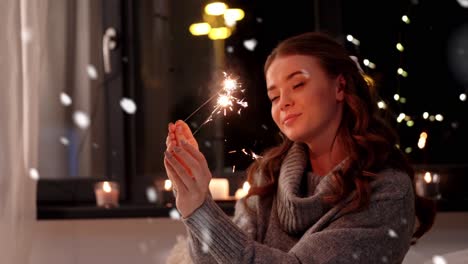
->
[242, 181, 250, 192]
[423, 172, 432, 183]
[164, 179, 172, 191]
[103, 181, 112, 193]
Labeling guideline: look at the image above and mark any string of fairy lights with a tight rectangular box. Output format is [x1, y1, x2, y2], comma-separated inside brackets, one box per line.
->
[345, 4, 466, 159]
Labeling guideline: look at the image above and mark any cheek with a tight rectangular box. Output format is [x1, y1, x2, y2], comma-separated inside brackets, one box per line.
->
[271, 106, 280, 126]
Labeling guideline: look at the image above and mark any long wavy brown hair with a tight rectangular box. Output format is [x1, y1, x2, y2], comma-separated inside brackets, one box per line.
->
[244, 32, 436, 244]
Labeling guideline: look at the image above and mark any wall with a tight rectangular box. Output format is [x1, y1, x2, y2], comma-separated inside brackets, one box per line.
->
[30, 212, 468, 264]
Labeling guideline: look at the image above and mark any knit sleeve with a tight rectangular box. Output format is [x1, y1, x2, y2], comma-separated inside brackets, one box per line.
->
[182, 182, 415, 264]
[183, 195, 259, 264]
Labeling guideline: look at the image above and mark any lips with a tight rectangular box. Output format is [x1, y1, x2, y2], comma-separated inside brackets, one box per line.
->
[283, 113, 302, 125]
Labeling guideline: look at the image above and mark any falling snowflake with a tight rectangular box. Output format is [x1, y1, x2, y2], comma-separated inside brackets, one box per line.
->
[243, 39, 258, 51]
[388, 229, 398, 238]
[60, 92, 72, 106]
[73, 111, 90, 129]
[138, 242, 148, 254]
[201, 229, 212, 254]
[86, 64, 98, 80]
[381, 256, 388, 263]
[120, 98, 137, 114]
[226, 46, 234, 53]
[169, 208, 181, 220]
[21, 28, 32, 43]
[401, 218, 408, 224]
[60, 137, 69, 146]
[432, 255, 447, 264]
[146, 186, 158, 203]
[29, 168, 40, 180]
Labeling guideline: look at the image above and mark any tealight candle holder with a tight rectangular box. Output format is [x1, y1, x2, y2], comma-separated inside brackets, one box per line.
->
[94, 181, 120, 208]
[415, 171, 441, 199]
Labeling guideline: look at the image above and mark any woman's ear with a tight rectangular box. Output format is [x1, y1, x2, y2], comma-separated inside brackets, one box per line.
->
[335, 74, 346, 101]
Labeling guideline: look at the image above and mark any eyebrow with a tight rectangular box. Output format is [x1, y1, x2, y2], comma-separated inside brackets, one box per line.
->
[267, 70, 307, 91]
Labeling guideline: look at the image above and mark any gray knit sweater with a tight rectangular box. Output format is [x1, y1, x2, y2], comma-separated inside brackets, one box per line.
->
[182, 143, 415, 264]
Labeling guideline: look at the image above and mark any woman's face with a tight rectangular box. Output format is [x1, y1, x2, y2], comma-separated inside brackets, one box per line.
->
[266, 55, 344, 144]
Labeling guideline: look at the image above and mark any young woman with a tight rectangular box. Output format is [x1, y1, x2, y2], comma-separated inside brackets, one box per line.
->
[164, 32, 436, 264]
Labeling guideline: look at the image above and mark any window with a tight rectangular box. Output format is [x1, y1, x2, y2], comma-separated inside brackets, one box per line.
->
[38, 0, 468, 219]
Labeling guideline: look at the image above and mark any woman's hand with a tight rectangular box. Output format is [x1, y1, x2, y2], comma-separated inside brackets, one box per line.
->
[166, 120, 199, 150]
[164, 120, 211, 218]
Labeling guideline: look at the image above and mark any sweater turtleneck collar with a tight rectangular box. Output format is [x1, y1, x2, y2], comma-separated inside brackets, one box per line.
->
[276, 143, 348, 235]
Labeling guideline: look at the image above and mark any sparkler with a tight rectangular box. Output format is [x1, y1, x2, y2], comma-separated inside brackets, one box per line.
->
[184, 72, 248, 135]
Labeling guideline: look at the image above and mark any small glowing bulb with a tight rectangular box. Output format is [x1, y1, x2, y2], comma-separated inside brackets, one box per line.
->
[460, 93, 466, 101]
[435, 114, 444, 121]
[420, 132, 428, 139]
[397, 68, 408, 77]
[363, 59, 370, 66]
[103, 182, 112, 193]
[423, 112, 429, 119]
[402, 15, 410, 24]
[396, 43, 404, 52]
[406, 120, 414, 127]
[377, 101, 386, 109]
[346, 35, 354, 42]
[404, 147, 412, 154]
[397, 113, 406, 123]
[394, 94, 400, 101]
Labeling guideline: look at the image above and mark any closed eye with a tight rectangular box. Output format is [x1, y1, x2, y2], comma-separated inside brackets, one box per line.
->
[270, 96, 279, 102]
[293, 82, 304, 89]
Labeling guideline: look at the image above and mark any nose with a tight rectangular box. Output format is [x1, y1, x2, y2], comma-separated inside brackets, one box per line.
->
[279, 92, 294, 111]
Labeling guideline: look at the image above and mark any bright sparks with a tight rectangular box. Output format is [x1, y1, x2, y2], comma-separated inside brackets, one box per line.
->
[191, 72, 248, 135]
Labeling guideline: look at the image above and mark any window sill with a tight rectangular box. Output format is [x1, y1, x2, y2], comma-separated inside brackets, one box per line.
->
[37, 200, 236, 220]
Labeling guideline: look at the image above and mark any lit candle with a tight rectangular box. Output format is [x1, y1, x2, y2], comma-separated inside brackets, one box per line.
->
[209, 178, 229, 200]
[415, 171, 440, 199]
[235, 181, 251, 200]
[94, 181, 119, 208]
[162, 179, 175, 207]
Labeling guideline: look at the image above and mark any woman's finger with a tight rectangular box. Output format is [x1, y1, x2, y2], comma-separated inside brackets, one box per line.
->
[180, 141, 212, 182]
[165, 150, 197, 191]
[164, 157, 187, 193]
[172, 145, 200, 176]
[175, 120, 199, 149]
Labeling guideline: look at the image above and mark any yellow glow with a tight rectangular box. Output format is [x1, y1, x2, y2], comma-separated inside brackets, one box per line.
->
[103, 181, 112, 193]
[397, 68, 408, 77]
[189, 22, 211, 36]
[208, 27, 231, 40]
[205, 2, 228, 16]
[164, 179, 172, 191]
[424, 172, 432, 183]
[418, 138, 426, 149]
[396, 43, 404, 52]
[224, 8, 245, 21]
[397, 113, 406, 123]
[406, 120, 414, 127]
[377, 101, 386, 109]
[420, 132, 428, 139]
[402, 15, 410, 24]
